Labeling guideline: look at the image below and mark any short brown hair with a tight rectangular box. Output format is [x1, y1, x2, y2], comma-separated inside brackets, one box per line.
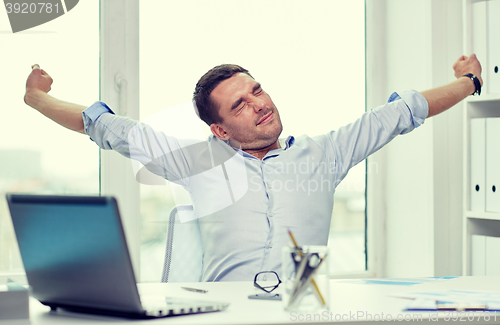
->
[193, 64, 253, 126]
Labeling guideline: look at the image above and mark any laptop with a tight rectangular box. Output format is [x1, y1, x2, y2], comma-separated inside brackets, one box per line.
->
[6, 194, 228, 319]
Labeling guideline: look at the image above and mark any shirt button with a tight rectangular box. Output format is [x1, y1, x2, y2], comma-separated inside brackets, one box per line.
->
[267, 183, 271, 189]
[269, 243, 273, 248]
[269, 212, 274, 217]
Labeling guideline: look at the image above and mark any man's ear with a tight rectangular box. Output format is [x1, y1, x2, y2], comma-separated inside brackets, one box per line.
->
[210, 123, 229, 140]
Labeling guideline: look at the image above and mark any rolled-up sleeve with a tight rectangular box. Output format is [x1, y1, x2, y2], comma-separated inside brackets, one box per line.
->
[387, 89, 428, 132]
[82, 101, 115, 137]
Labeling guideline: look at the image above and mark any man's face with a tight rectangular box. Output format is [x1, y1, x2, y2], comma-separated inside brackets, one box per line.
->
[210, 73, 283, 150]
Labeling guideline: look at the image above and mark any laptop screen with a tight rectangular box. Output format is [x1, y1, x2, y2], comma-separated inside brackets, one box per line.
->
[7, 194, 143, 313]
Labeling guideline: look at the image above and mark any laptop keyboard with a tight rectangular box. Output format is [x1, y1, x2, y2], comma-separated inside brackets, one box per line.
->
[142, 297, 228, 317]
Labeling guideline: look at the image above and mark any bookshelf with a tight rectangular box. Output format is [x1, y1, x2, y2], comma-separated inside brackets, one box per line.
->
[462, 0, 500, 275]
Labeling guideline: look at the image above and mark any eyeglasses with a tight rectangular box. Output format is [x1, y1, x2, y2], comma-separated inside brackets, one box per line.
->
[254, 271, 282, 293]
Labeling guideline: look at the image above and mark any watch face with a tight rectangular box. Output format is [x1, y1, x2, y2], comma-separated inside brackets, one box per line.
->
[463, 74, 480, 95]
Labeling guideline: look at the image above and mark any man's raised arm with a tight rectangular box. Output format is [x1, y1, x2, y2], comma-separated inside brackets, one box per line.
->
[24, 64, 87, 134]
[422, 54, 483, 118]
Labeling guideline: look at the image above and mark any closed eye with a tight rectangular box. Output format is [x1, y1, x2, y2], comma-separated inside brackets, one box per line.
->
[254, 84, 263, 96]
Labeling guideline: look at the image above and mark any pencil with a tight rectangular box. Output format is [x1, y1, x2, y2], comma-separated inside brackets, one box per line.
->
[287, 229, 326, 306]
[181, 287, 208, 293]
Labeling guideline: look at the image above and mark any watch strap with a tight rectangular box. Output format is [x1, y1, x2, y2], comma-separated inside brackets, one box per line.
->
[463, 73, 481, 96]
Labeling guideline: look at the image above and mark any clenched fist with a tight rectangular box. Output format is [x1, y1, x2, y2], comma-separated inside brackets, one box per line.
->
[453, 54, 483, 86]
[24, 64, 53, 105]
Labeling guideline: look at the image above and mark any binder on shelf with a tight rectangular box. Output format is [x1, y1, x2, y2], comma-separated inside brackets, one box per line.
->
[470, 118, 486, 211]
[471, 235, 486, 276]
[472, 1, 488, 89]
[486, 118, 500, 213]
[488, 0, 500, 94]
[486, 236, 500, 276]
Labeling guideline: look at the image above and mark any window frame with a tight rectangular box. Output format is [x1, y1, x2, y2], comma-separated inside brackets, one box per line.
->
[99, 0, 141, 278]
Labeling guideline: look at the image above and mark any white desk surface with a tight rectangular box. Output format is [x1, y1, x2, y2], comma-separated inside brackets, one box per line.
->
[28, 276, 500, 325]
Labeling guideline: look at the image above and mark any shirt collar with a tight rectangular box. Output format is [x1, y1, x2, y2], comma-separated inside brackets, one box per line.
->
[281, 136, 295, 149]
[208, 134, 295, 158]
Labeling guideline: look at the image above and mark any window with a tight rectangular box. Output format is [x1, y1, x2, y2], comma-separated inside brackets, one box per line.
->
[0, 1, 99, 277]
[138, 0, 366, 281]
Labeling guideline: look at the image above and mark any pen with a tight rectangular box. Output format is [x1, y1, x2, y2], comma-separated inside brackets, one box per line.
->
[437, 302, 487, 311]
[181, 287, 208, 293]
[287, 229, 326, 306]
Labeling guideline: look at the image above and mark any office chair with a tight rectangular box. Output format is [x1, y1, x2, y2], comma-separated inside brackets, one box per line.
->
[161, 205, 203, 282]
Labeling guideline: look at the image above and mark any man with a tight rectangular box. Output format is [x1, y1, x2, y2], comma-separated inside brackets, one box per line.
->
[24, 55, 482, 281]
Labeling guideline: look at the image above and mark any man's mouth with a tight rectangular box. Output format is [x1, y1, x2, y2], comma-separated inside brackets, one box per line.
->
[257, 112, 273, 125]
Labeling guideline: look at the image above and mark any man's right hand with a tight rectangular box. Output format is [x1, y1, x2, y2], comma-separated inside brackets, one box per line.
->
[24, 64, 53, 106]
[22, 64, 87, 134]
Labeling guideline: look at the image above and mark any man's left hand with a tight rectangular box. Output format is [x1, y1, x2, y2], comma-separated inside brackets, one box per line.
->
[453, 54, 483, 86]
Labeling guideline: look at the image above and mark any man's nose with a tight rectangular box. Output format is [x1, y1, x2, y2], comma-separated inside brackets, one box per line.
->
[253, 97, 266, 112]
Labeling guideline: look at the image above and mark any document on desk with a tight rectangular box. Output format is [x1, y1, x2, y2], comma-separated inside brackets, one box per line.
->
[394, 290, 500, 311]
[339, 277, 458, 286]
[0, 279, 30, 324]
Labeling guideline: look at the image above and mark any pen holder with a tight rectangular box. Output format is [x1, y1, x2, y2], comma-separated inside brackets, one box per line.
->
[281, 245, 329, 312]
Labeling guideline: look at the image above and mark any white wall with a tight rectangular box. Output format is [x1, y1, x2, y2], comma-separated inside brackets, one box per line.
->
[367, 0, 464, 277]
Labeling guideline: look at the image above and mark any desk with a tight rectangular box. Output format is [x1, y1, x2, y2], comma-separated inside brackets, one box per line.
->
[28, 276, 500, 325]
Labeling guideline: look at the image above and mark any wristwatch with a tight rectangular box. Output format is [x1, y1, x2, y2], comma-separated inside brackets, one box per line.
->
[463, 73, 481, 96]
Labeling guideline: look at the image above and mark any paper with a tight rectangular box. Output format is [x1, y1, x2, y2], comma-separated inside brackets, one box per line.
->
[405, 298, 500, 311]
[395, 289, 500, 311]
[340, 277, 458, 286]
